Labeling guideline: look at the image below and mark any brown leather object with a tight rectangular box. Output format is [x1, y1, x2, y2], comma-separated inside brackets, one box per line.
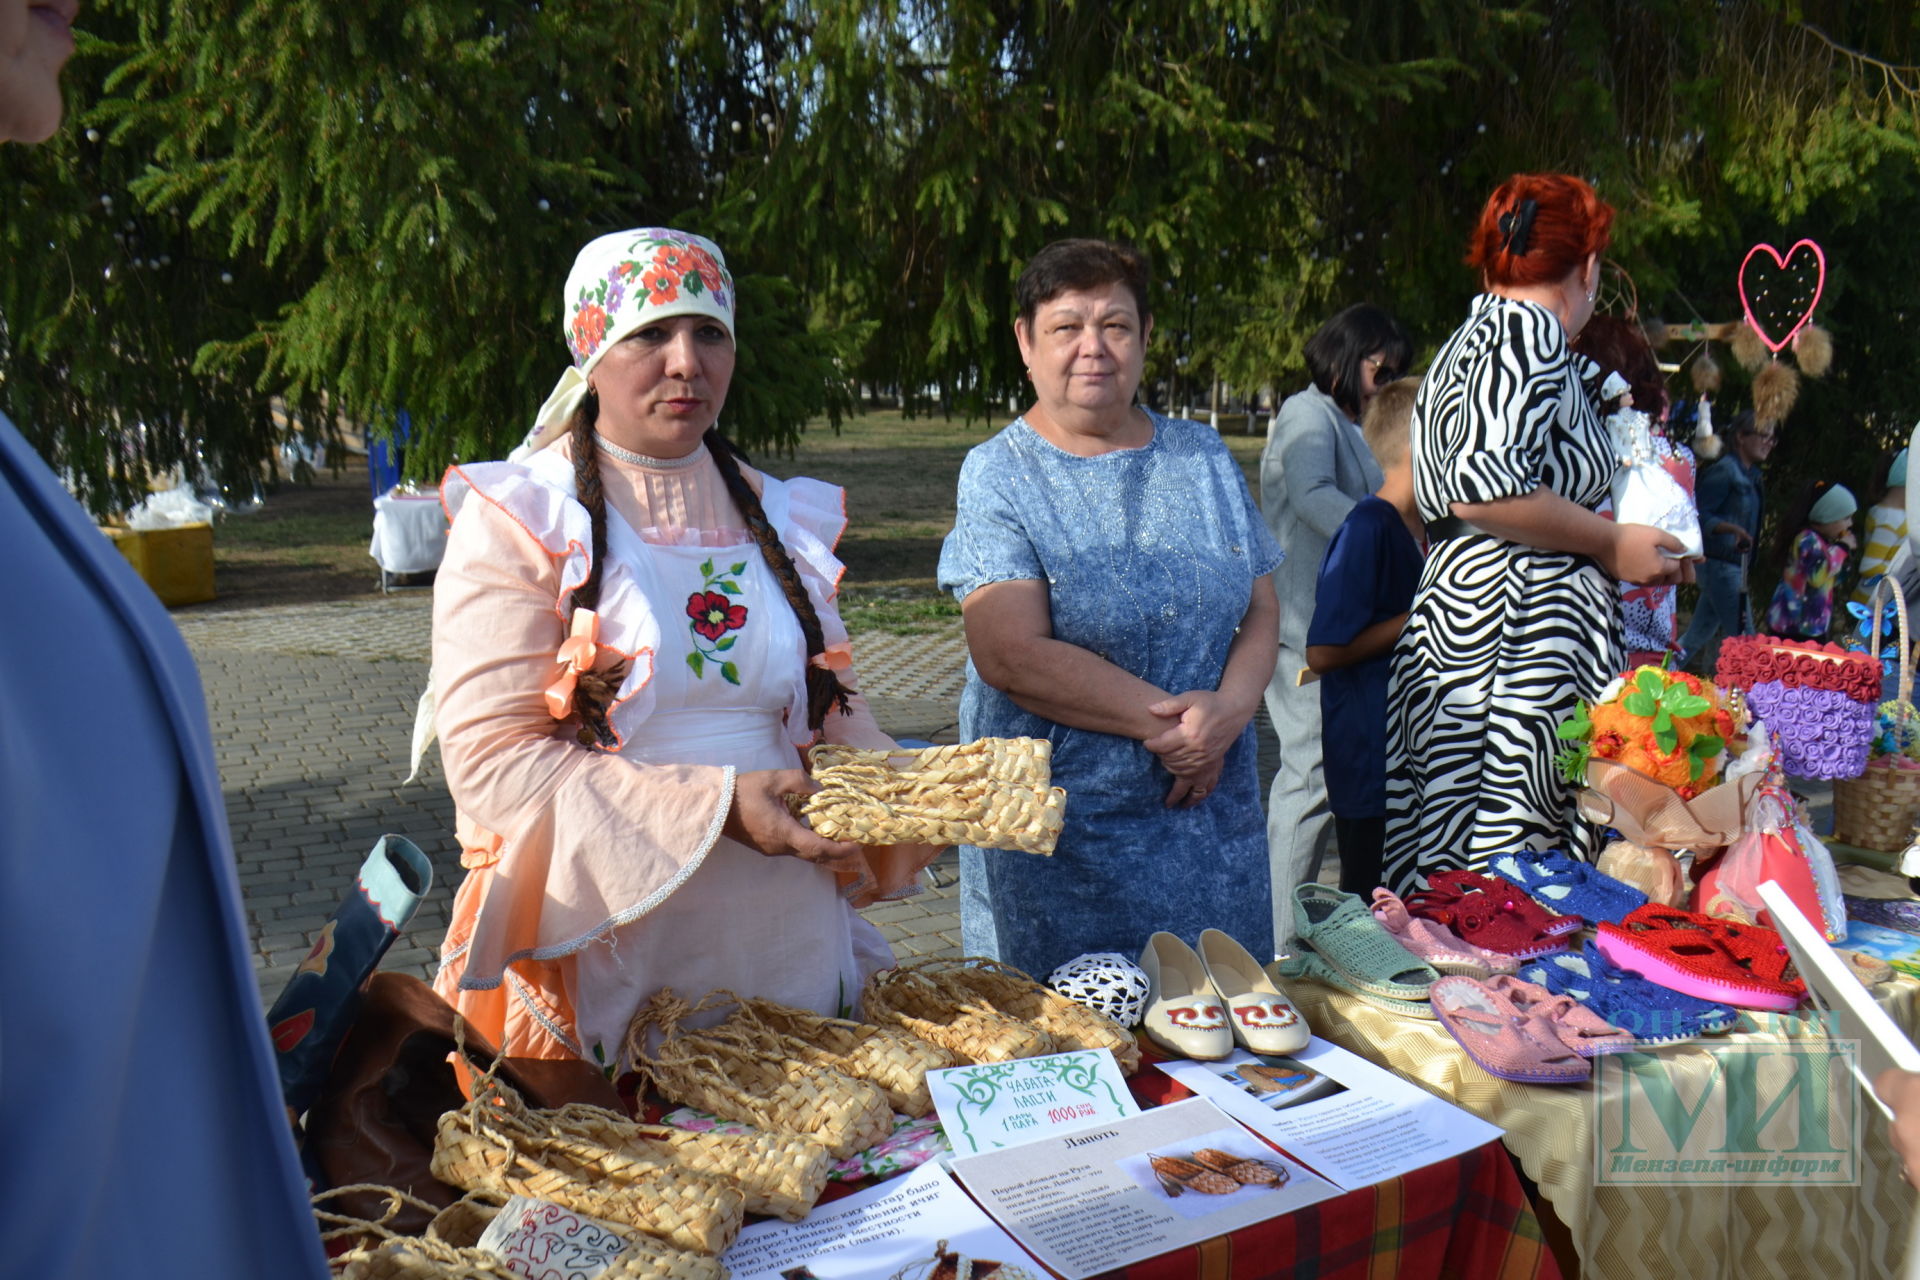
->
[305, 972, 622, 1235]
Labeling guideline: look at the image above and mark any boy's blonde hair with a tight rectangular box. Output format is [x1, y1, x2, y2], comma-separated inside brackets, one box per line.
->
[1362, 378, 1418, 468]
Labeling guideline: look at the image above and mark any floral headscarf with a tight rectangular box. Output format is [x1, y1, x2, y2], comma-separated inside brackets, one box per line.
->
[517, 227, 736, 455]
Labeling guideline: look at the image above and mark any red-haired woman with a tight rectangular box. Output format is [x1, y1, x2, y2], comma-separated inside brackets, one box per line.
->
[1381, 175, 1686, 893]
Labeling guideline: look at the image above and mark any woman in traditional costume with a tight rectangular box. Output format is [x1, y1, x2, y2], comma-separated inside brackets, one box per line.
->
[431, 228, 935, 1064]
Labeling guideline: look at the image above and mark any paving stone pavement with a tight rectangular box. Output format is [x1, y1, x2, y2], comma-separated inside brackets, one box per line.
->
[180, 594, 1281, 1007]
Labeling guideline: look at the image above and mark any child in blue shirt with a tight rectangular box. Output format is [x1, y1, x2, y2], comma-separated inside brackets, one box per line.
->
[1305, 379, 1425, 894]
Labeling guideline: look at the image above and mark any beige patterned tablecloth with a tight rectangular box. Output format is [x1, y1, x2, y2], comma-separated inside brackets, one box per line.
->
[1290, 972, 1918, 1280]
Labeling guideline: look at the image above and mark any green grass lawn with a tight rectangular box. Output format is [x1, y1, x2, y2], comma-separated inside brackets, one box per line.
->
[204, 406, 1271, 633]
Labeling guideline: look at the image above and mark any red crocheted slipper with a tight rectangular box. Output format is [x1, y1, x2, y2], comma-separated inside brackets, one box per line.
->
[1595, 905, 1806, 1012]
[1404, 870, 1581, 959]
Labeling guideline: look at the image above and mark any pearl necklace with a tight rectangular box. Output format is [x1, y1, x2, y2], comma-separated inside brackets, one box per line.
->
[595, 435, 706, 470]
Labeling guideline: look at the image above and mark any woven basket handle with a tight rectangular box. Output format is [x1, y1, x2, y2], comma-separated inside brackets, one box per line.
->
[1868, 574, 1912, 704]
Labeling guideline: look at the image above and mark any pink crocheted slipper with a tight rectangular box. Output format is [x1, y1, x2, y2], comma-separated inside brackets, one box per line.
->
[1429, 977, 1591, 1084]
[1486, 975, 1636, 1058]
[1370, 889, 1520, 977]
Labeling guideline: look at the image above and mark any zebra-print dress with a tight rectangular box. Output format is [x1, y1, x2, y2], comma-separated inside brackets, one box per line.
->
[1380, 293, 1622, 894]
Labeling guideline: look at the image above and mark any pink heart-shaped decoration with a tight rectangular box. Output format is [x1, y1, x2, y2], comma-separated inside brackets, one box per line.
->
[1737, 239, 1826, 355]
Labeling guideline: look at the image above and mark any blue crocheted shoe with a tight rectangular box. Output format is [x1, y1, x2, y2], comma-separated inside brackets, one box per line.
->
[1517, 943, 1740, 1044]
[1844, 894, 1920, 937]
[1488, 848, 1648, 926]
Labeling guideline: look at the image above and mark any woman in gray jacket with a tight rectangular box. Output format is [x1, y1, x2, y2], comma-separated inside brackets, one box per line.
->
[1261, 304, 1410, 937]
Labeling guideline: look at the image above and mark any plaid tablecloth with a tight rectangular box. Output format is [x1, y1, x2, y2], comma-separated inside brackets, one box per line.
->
[1117, 1058, 1562, 1280]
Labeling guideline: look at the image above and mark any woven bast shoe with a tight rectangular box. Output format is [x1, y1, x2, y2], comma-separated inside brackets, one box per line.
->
[1428, 977, 1591, 1084]
[1595, 905, 1806, 1012]
[1518, 944, 1740, 1044]
[1291, 884, 1442, 1002]
[1403, 871, 1580, 959]
[1487, 848, 1648, 926]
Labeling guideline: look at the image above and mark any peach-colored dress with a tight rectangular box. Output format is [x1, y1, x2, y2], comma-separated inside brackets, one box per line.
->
[430, 439, 931, 1063]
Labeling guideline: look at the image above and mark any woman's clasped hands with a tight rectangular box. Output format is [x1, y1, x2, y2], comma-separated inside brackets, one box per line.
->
[1144, 689, 1252, 808]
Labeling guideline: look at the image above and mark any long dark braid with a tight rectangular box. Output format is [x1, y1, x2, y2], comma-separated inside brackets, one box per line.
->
[703, 428, 853, 731]
[565, 395, 625, 747]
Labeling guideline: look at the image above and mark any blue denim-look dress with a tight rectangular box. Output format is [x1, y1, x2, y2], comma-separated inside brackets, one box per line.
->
[937, 411, 1284, 978]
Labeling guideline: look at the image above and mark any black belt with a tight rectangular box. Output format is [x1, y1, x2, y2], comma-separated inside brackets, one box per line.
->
[1424, 515, 1487, 543]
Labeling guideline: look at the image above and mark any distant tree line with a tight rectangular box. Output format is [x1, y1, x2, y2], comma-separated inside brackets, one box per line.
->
[3, 0, 1918, 516]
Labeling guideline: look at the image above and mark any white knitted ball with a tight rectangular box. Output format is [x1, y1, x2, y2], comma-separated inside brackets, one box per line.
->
[1047, 951, 1151, 1028]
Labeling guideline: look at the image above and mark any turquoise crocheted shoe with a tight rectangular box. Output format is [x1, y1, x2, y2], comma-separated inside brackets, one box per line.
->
[1290, 884, 1441, 1003]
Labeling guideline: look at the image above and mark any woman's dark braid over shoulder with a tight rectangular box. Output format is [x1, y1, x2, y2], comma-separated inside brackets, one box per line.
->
[564, 397, 622, 746]
[703, 428, 853, 731]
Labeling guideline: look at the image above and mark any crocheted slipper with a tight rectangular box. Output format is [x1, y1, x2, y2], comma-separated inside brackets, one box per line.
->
[1369, 889, 1520, 977]
[1274, 949, 1438, 1020]
[1595, 905, 1806, 1012]
[1487, 848, 1648, 926]
[1844, 894, 1920, 936]
[1404, 871, 1580, 959]
[1429, 977, 1591, 1084]
[1518, 944, 1740, 1044]
[1291, 884, 1442, 1002]
[1484, 974, 1636, 1058]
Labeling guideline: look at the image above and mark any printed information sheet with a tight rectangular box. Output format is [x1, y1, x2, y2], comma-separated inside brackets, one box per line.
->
[946, 1097, 1340, 1280]
[1155, 1038, 1502, 1189]
[723, 1161, 1046, 1280]
[926, 1048, 1139, 1155]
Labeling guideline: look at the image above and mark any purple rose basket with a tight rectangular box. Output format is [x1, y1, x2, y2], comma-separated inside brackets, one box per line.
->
[1743, 682, 1877, 779]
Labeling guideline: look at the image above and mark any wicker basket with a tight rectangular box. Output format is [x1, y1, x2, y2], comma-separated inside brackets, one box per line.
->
[1832, 579, 1920, 851]
[728, 996, 958, 1117]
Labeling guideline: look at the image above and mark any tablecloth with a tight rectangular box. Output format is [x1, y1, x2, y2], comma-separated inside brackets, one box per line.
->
[1287, 975, 1917, 1280]
[370, 492, 447, 575]
[1116, 1056, 1561, 1280]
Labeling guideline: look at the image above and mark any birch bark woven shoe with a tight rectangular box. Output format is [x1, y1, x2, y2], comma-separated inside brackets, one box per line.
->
[1517, 944, 1741, 1043]
[1198, 928, 1310, 1055]
[1487, 848, 1648, 925]
[1403, 870, 1580, 959]
[1370, 888, 1520, 977]
[1595, 905, 1806, 1012]
[1291, 884, 1442, 1001]
[1139, 932, 1233, 1060]
[1428, 977, 1591, 1084]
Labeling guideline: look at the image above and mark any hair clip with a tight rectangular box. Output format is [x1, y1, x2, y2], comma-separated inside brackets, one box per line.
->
[1498, 198, 1539, 256]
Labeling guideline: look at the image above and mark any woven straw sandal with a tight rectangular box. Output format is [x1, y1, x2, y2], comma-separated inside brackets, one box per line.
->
[1428, 977, 1591, 1084]
[1404, 871, 1580, 959]
[1595, 905, 1806, 1012]
[1291, 884, 1442, 1001]
[1273, 949, 1438, 1019]
[1487, 848, 1648, 926]
[1518, 944, 1740, 1043]
[1484, 974, 1636, 1057]
[1370, 888, 1521, 977]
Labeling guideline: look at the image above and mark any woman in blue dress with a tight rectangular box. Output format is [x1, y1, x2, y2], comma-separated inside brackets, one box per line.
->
[937, 239, 1283, 978]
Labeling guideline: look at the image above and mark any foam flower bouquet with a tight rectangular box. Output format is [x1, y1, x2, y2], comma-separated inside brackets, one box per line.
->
[1557, 667, 1732, 798]
[1559, 666, 1757, 853]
